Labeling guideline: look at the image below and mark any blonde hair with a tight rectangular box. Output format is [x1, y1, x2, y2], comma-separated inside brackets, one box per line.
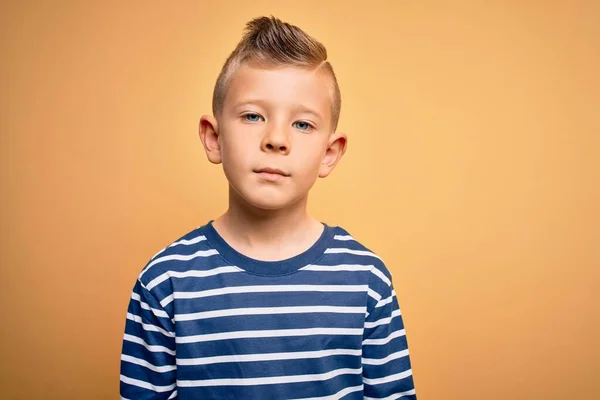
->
[212, 16, 342, 131]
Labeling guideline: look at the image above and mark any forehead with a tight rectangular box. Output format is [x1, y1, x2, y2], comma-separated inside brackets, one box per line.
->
[225, 63, 334, 118]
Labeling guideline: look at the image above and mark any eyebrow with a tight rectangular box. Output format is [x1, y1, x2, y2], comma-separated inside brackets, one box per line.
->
[294, 105, 325, 122]
[232, 99, 270, 109]
[233, 99, 325, 122]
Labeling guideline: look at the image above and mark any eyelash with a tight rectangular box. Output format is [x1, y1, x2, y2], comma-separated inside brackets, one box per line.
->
[241, 113, 315, 131]
[243, 113, 264, 123]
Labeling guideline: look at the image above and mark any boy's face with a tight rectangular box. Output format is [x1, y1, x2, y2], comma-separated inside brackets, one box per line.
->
[200, 63, 347, 211]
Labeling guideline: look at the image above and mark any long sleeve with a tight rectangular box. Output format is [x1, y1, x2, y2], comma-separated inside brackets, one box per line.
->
[363, 275, 417, 399]
[120, 279, 177, 399]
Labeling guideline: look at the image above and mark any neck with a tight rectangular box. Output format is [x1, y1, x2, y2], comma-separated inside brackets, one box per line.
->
[212, 185, 322, 256]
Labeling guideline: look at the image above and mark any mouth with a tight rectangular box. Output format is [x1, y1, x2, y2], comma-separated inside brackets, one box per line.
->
[254, 167, 289, 176]
[254, 167, 290, 181]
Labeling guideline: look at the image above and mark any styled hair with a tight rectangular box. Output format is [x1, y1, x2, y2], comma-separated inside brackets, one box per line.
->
[212, 16, 342, 131]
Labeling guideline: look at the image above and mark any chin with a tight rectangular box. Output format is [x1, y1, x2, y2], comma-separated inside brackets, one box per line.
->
[228, 175, 310, 211]
[232, 184, 301, 211]
[244, 192, 295, 211]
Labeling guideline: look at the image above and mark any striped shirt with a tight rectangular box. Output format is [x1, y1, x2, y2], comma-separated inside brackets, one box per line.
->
[120, 221, 417, 399]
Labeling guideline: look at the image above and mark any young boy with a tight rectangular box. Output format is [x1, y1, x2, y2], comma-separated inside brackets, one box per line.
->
[120, 16, 417, 400]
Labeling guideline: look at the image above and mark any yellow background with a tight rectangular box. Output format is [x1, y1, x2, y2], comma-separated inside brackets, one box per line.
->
[1, 1, 598, 399]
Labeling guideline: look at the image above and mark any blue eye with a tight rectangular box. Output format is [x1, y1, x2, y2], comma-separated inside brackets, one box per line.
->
[293, 121, 313, 131]
[244, 113, 263, 122]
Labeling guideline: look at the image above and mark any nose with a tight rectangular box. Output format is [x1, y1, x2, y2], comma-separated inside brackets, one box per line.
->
[261, 123, 290, 155]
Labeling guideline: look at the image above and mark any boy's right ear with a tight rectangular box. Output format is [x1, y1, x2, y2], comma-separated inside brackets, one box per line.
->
[199, 115, 222, 164]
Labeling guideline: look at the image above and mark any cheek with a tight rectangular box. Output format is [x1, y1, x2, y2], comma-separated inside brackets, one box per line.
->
[221, 133, 252, 166]
[296, 141, 327, 175]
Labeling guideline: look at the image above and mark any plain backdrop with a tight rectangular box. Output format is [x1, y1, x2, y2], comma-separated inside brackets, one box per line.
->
[1, 1, 598, 399]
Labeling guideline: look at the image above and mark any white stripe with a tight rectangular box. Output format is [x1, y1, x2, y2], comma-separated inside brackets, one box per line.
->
[150, 247, 167, 261]
[362, 329, 406, 346]
[168, 391, 177, 399]
[300, 264, 373, 272]
[175, 305, 366, 322]
[370, 267, 392, 286]
[362, 349, 410, 366]
[120, 374, 176, 392]
[375, 291, 396, 308]
[127, 313, 174, 337]
[177, 367, 362, 387]
[325, 248, 382, 260]
[151, 236, 208, 260]
[160, 294, 175, 308]
[333, 235, 355, 241]
[147, 266, 241, 291]
[177, 348, 362, 366]
[140, 249, 220, 279]
[290, 384, 364, 400]
[170, 236, 207, 247]
[131, 292, 170, 319]
[365, 309, 402, 329]
[367, 288, 382, 302]
[121, 354, 176, 373]
[123, 333, 176, 355]
[173, 284, 368, 301]
[300, 264, 391, 288]
[365, 388, 416, 400]
[363, 369, 413, 385]
[177, 327, 363, 344]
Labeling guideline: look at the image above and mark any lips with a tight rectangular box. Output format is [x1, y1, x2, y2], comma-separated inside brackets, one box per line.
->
[254, 167, 289, 177]
[254, 167, 290, 182]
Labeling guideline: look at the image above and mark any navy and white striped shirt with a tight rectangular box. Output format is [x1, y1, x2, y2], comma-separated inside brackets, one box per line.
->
[120, 221, 417, 399]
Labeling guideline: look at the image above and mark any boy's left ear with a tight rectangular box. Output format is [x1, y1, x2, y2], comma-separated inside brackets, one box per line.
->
[319, 132, 348, 178]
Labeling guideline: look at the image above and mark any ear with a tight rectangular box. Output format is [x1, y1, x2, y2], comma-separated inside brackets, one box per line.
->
[318, 132, 348, 178]
[199, 115, 222, 164]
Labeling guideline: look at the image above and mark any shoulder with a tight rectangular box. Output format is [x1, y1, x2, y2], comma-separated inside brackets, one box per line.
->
[136, 222, 217, 289]
[328, 225, 398, 313]
[327, 225, 393, 288]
